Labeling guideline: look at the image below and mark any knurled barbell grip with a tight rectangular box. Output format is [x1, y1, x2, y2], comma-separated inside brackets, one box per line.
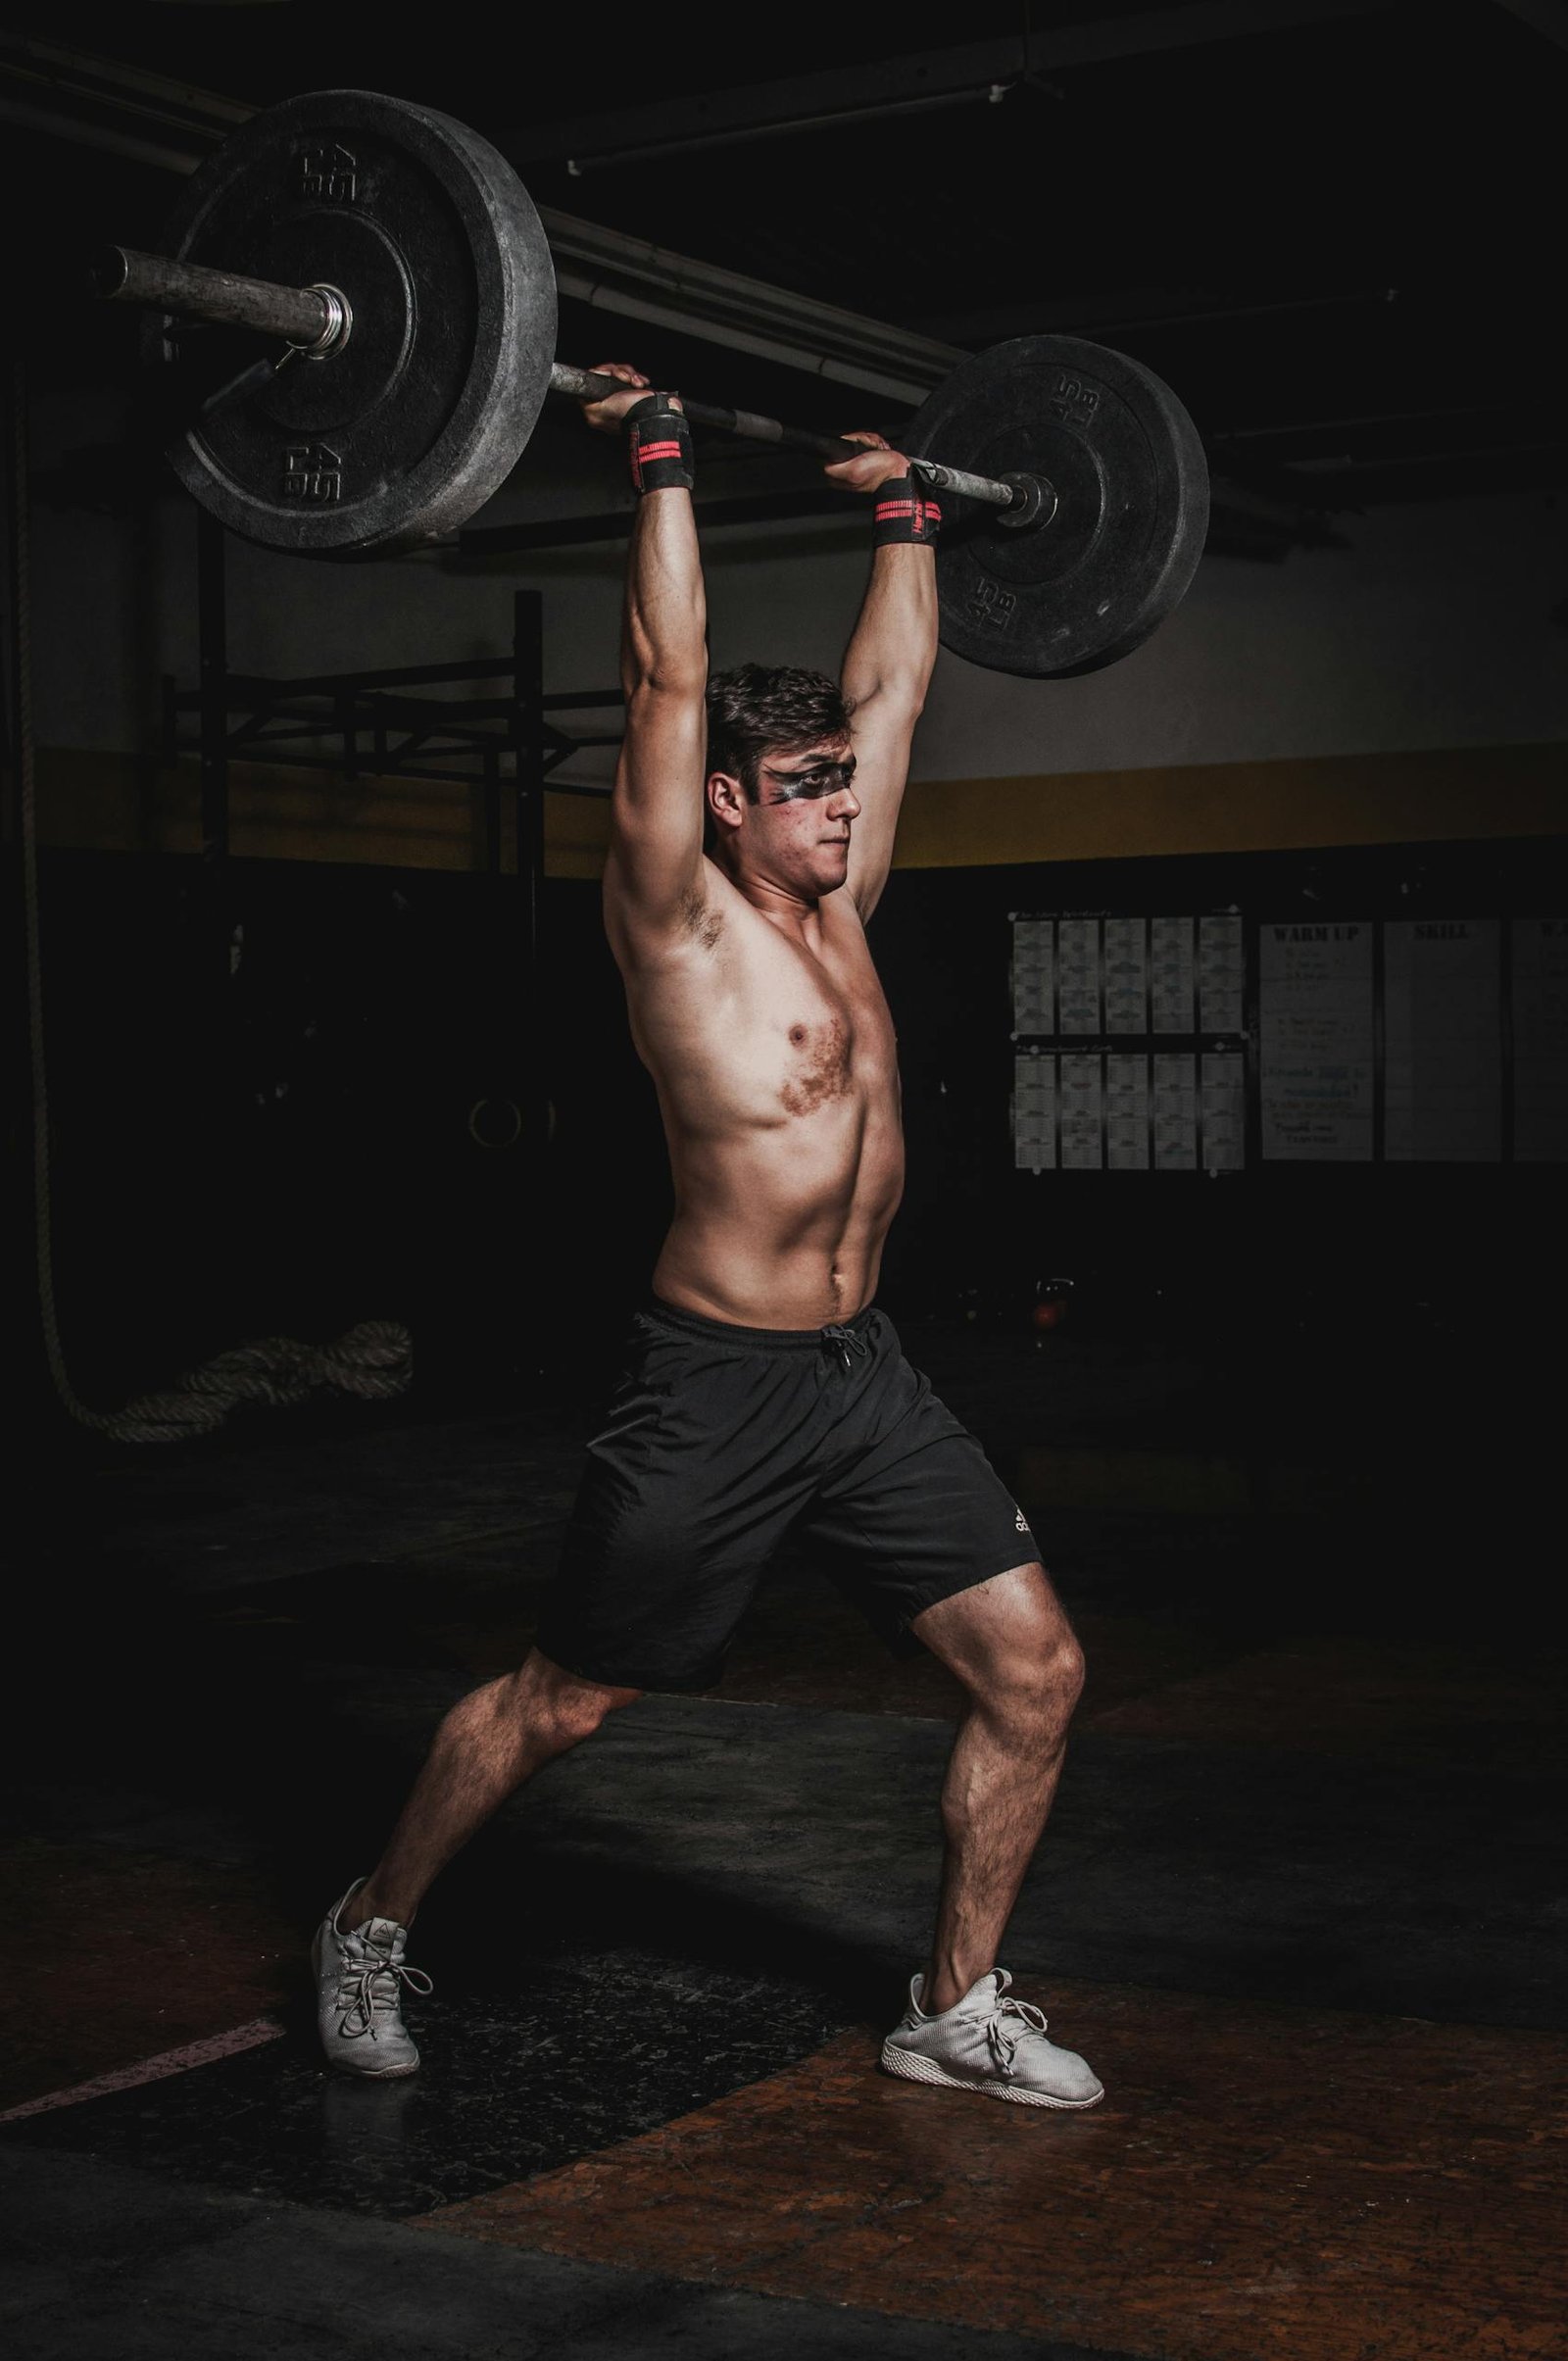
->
[90, 246, 350, 354]
[546, 363, 1043, 517]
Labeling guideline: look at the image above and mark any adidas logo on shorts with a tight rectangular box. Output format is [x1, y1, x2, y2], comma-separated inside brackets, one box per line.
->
[1014, 1507, 1030, 1533]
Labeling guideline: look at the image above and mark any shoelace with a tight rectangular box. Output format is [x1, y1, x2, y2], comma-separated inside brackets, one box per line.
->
[821, 1322, 871, 1374]
[984, 1993, 1051, 2080]
[335, 1943, 433, 2042]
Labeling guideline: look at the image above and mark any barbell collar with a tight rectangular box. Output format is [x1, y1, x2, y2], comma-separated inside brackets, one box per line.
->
[991, 469, 1058, 530]
[90, 245, 352, 356]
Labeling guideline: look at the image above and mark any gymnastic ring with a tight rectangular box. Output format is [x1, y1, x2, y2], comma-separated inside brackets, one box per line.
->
[467, 1097, 523, 1150]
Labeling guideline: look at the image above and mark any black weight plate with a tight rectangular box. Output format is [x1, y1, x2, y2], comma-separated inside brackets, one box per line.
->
[906, 336, 1209, 677]
[151, 90, 556, 555]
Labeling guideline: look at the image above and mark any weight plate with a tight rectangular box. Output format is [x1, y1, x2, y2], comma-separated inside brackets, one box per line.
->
[151, 90, 557, 555]
[906, 336, 1209, 677]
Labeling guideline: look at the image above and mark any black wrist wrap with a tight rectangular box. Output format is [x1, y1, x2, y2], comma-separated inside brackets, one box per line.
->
[625, 395, 694, 495]
[872, 473, 941, 547]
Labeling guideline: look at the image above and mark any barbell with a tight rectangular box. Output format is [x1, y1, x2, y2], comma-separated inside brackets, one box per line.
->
[91, 88, 1209, 678]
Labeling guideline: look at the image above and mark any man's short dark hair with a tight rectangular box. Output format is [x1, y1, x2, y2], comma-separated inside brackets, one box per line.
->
[706, 664, 854, 800]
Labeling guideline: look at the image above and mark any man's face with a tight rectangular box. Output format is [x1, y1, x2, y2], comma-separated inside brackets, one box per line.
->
[711, 738, 861, 899]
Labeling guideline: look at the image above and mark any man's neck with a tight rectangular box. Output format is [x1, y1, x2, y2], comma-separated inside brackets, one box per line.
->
[728, 862, 825, 946]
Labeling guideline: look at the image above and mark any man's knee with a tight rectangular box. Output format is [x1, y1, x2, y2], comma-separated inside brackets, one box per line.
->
[513, 1650, 642, 1748]
[966, 1609, 1085, 1733]
[1042, 1625, 1087, 1709]
[920, 1563, 1085, 1723]
[998, 1625, 1084, 1714]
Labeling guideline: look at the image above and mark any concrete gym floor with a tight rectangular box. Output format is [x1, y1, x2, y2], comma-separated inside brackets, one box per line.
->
[2, 1317, 1563, 2360]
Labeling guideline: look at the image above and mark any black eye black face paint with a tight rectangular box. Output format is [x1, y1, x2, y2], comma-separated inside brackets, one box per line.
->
[760, 761, 858, 803]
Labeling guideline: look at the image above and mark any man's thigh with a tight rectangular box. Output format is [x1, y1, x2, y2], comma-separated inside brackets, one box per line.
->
[802, 1356, 1045, 1656]
[535, 1317, 819, 1692]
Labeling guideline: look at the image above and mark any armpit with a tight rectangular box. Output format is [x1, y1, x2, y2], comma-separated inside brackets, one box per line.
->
[681, 882, 724, 951]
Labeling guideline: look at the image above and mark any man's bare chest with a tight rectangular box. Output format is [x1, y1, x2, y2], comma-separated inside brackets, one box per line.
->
[630, 912, 899, 1128]
[740, 907, 899, 1091]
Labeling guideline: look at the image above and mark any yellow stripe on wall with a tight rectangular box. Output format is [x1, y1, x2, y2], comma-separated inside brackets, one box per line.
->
[29, 749, 615, 878]
[25, 739, 1567, 876]
[894, 741, 1568, 867]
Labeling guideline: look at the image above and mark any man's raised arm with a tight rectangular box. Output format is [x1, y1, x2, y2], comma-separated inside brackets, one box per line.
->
[580, 366, 709, 944]
[831, 435, 941, 923]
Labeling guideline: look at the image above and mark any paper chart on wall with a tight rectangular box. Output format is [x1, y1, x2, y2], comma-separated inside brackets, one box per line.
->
[1060, 1052, 1103, 1168]
[1010, 917, 1054, 1037]
[1199, 914, 1246, 1033]
[1259, 922, 1374, 1160]
[1013, 1053, 1055, 1170]
[1201, 1051, 1246, 1171]
[1153, 1053, 1198, 1167]
[1103, 917, 1148, 1034]
[1384, 919, 1500, 1161]
[1512, 918, 1568, 1161]
[1151, 916, 1196, 1033]
[1106, 1053, 1151, 1168]
[1057, 917, 1102, 1035]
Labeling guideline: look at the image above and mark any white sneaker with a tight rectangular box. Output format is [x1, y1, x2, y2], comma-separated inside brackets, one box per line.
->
[881, 1968, 1103, 2109]
[312, 1879, 432, 2080]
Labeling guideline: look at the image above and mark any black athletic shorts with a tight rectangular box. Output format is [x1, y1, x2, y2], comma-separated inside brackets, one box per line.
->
[535, 1299, 1042, 1693]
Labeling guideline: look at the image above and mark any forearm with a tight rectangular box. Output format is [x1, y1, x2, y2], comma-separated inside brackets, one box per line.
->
[842, 541, 939, 710]
[622, 489, 707, 697]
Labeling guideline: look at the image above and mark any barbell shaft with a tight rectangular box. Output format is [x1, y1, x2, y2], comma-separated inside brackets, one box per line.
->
[546, 364, 1033, 513]
[94, 244, 1040, 517]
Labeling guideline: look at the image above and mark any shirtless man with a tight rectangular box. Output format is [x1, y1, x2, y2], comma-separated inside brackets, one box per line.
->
[314, 368, 1102, 2112]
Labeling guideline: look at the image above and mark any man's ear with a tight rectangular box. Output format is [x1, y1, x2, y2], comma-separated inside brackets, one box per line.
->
[707, 770, 745, 833]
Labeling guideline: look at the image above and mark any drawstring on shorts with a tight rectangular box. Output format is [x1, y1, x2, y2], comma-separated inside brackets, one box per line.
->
[820, 1322, 872, 1375]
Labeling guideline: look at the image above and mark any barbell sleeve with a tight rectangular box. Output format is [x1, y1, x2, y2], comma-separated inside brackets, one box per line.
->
[89, 245, 350, 355]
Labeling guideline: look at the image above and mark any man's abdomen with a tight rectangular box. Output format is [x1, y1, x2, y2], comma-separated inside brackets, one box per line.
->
[653, 1113, 904, 1330]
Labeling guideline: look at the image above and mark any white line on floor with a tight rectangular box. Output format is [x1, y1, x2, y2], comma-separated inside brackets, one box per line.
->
[0, 2017, 285, 2123]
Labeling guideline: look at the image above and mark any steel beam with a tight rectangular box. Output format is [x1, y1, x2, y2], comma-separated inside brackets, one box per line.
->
[508, 3, 1392, 169]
